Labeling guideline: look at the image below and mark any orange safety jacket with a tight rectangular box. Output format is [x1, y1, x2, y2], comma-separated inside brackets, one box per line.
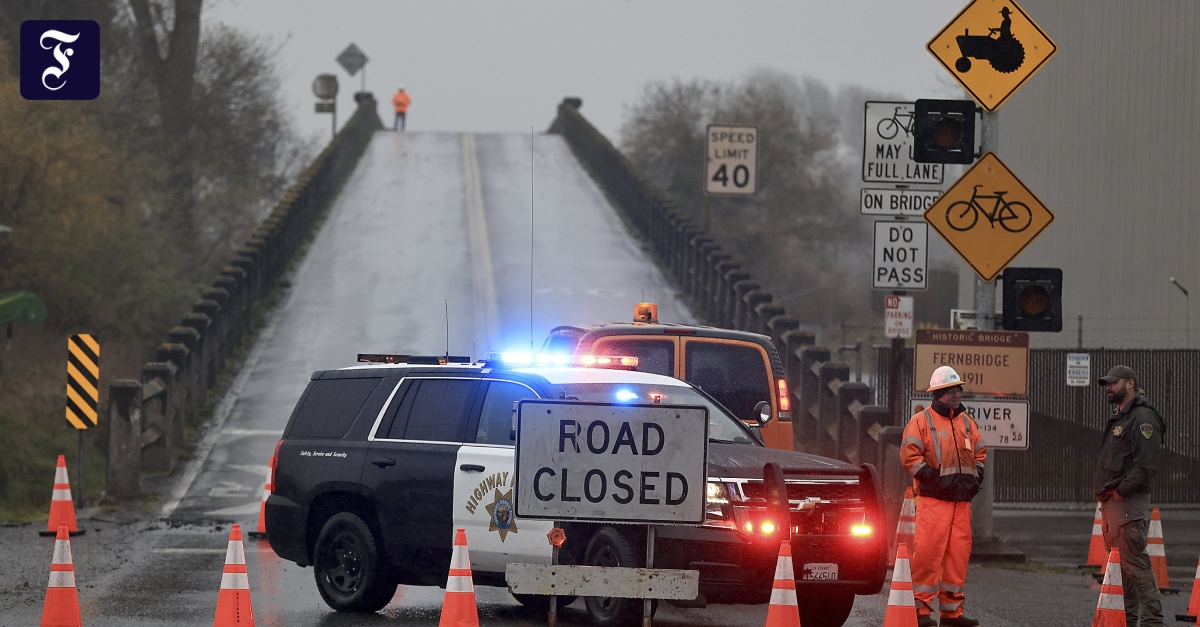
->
[392, 91, 411, 113]
[900, 406, 987, 502]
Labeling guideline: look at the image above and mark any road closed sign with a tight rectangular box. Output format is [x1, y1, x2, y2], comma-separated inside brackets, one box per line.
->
[705, 124, 757, 196]
[873, 221, 927, 290]
[514, 400, 708, 524]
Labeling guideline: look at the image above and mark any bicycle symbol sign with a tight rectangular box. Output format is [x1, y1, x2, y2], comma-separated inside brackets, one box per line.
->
[863, 101, 944, 185]
[927, 0, 1056, 112]
[924, 152, 1054, 282]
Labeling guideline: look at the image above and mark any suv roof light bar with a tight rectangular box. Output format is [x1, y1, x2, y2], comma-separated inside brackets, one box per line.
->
[357, 354, 472, 365]
[485, 352, 639, 369]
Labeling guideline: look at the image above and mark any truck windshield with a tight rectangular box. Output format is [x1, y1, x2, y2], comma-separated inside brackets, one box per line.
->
[547, 383, 757, 445]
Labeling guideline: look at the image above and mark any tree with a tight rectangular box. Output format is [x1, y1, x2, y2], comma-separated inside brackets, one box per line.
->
[620, 71, 871, 327]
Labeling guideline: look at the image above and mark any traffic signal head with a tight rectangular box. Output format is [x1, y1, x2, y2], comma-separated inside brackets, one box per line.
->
[1002, 267, 1063, 332]
[912, 99, 977, 164]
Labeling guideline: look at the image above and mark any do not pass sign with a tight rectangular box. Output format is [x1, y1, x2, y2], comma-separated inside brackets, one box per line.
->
[873, 221, 927, 290]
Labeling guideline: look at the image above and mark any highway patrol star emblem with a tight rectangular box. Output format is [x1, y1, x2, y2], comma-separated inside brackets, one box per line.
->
[1112, 425, 1124, 436]
[485, 488, 518, 541]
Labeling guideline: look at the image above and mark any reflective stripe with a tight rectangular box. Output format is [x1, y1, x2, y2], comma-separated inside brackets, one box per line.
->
[47, 571, 76, 588]
[1097, 592, 1124, 610]
[939, 466, 974, 476]
[897, 521, 915, 533]
[893, 559, 912, 583]
[446, 575, 474, 593]
[1104, 562, 1123, 586]
[1149, 519, 1164, 536]
[962, 413, 972, 439]
[909, 461, 928, 477]
[1092, 523, 1103, 534]
[221, 572, 250, 590]
[902, 436, 925, 452]
[450, 546, 471, 569]
[913, 584, 939, 593]
[52, 488, 73, 501]
[1147, 544, 1165, 556]
[888, 588, 915, 606]
[973, 439, 985, 452]
[924, 410, 943, 463]
[939, 580, 964, 593]
[916, 598, 936, 612]
[52, 539, 73, 565]
[773, 556, 794, 580]
[1194, 562, 1200, 579]
[225, 540, 246, 565]
[55, 466, 70, 483]
[769, 587, 798, 606]
[940, 599, 962, 611]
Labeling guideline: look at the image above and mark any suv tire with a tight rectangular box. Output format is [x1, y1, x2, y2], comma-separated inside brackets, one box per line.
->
[312, 512, 396, 612]
[582, 526, 657, 627]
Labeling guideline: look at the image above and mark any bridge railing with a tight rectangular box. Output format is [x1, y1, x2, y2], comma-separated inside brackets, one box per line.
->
[104, 93, 384, 501]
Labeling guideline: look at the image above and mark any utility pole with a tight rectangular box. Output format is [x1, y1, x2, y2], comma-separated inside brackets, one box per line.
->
[970, 111, 998, 542]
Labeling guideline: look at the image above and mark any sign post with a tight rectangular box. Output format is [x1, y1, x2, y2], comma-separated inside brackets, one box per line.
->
[66, 334, 99, 507]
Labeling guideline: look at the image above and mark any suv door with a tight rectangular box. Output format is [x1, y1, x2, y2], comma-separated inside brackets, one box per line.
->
[681, 337, 792, 449]
[453, 379, 554, 573]
[362, 376, 480, 581]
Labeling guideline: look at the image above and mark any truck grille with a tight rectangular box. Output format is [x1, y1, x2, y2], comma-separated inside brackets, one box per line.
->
[738, 480, 862, 504]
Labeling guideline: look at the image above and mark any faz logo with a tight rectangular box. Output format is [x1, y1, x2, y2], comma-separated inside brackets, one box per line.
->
[20, 20, 100, 100]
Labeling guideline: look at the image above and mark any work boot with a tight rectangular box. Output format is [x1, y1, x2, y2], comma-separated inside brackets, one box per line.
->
[918, 616, 937, 627]
[940, 616, 980, 627]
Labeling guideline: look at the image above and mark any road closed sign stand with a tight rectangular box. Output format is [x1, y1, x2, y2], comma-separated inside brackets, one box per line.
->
[509, 400, 708, 624]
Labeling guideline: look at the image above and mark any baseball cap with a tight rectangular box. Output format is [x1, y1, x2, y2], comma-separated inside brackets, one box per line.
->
[1097, 364, 1137, 385]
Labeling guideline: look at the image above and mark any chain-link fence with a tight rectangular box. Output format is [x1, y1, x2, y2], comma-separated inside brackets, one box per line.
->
[874, 346, 1200, 503]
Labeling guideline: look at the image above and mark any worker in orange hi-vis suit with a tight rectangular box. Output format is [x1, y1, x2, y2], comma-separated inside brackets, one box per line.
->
[901, 366, 987, 627]
[392, 85, 412, 131]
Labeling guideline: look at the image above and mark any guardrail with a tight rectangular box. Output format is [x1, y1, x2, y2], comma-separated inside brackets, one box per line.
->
[103, 93, 384, 500]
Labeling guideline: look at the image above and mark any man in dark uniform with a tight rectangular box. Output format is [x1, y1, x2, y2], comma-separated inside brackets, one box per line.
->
[1092, 364, 1166, 627]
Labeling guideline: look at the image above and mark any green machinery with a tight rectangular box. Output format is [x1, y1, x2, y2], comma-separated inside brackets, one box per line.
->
[0, 290, 48, 327]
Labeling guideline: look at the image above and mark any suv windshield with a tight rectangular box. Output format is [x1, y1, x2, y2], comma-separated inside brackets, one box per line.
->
[546, 382, 757, 445]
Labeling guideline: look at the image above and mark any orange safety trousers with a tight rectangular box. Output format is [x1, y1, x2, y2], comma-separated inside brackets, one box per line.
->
[911, 497, 972, 618]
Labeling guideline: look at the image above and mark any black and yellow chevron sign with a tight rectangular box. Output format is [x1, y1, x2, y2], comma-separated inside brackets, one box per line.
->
[66, 334, 100, 430]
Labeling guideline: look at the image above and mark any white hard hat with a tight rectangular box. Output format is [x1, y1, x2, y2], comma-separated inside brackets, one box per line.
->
[398, 84, 405, 90]
[927, 366, 964, 392]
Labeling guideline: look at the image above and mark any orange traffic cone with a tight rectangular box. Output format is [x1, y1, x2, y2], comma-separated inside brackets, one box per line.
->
[1081, 501, 1106, 568]
[1147, 508, 1177, 592]
[883, 543, 918, 627]
[1176, 556, 1200, 622]
[40, 456, 83, 537]
[763, 540, 800, 627]
[248, 457, 273, 539]
[40, 523, 82, 627]
[439, 528, 479, 627]
[890, 487, 916, 566]
[1093, 548, 1125, 627]
[214, 524, 256, 626]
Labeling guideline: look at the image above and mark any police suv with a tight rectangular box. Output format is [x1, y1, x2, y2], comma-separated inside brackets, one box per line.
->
[264, 353, 886, 627]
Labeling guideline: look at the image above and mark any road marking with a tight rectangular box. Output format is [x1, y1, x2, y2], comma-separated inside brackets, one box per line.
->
[223, 429, 281, 436]
[207, 480, 252, 498]
[203, 503, 261, 517]
[462, 133, 500, 353]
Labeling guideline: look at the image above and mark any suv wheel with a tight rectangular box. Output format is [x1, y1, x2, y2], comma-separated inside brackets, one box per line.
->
[312, 512, 396, 612]
[582, 527, 657, 627]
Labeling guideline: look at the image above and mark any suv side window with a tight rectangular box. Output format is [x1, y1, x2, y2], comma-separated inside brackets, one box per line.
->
[591, 338, 674, 376]
[399, 379, 475, 442]
[288, 378, 381, 439]
[475, 381, 537, 445]
[685, 341, 770, 422]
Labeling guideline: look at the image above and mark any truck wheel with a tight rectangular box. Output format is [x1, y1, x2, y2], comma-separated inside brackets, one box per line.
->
[799, 591, 855, 627]
[312, 512, 396, 612]
[582, 527, 656, 627]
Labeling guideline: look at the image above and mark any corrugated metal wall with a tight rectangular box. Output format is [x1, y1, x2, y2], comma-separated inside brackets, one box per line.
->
[955, 1, 1200, 349]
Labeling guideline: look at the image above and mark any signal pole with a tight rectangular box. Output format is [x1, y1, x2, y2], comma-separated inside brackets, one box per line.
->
[971, 111, 998, 543]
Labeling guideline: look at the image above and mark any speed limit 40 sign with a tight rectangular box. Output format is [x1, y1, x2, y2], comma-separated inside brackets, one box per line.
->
[705, 124, 757, 196]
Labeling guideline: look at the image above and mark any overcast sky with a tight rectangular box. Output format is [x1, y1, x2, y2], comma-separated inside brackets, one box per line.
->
[207, 0, 968, 144]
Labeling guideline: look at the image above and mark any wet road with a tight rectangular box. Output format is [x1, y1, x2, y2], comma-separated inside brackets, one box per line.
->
[2, 130, 1198, 626]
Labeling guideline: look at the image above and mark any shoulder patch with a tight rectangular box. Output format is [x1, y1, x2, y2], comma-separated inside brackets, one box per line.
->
[1139, 423, 1154, 439]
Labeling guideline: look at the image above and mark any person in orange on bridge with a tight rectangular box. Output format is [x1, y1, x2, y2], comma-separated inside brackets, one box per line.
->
[392, 85, 412, 131]
[901, 366, 987, 627]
